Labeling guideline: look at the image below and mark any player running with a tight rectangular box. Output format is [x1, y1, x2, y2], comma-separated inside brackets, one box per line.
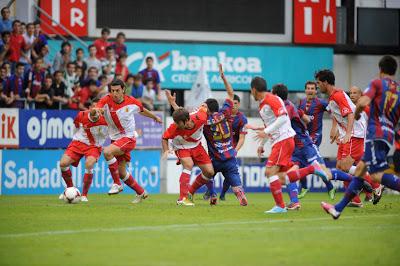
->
[203, 94, 248, 201]
[321, 56, 400, 219]
[59, 103, 108, 202]
[96, 79, 162, 203]
[248, 77, 328, 214]
[297, 81, 334, 198]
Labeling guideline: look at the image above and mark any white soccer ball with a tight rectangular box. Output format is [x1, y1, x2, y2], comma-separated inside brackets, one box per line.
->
[63, 187, 81, 204]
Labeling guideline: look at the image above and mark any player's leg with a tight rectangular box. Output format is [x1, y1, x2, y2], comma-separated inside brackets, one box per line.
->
[81, 155, 97, 201]
[177, 156, 194, 203]
[221, 158, 247, 206]
[118, 160, 147, 203]
[219, 176, 231, 200]
[298, 178, 309, 199]
[59, 154, 76, 188]
[265, 165, 287, 213]
[103, 144, 125, 193]
[284, 164, 301, 210]
[203, 179, 215, 201]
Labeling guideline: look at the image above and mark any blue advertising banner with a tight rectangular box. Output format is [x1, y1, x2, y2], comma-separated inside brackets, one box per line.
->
[48, 40, 333, 91]
[19, 109, 164, 149]
[0, 149, 161, 195]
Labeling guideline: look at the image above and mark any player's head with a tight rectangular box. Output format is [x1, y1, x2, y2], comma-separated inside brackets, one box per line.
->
[250, 76, 267, 101]
[146, 56, 154, 68]
[233, 94, 241, 114]
[304, 81, 317, 99]
[315, 69, 335, 93]
[349, 86, 362, 104]
[379, 55, 397, 76]
[109, 79, 126, 103]
[272, 83, 288, 101]
[89, 100, 101, 121]
[172, 108, 191, 130]
[205, 98, 219, 114]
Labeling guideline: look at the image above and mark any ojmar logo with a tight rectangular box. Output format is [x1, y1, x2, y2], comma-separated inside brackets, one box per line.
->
[27, 112, 74, 145]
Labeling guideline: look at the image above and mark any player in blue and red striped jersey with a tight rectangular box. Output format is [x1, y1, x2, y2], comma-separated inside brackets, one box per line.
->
[165, 64, 248, 206]
[203, 94, 248, 201]
[321, 56, 400, 219]
[297, 81, 329, 198]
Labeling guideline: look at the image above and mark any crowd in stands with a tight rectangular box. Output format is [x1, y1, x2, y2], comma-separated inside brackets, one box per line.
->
[0, 7, 162, 110]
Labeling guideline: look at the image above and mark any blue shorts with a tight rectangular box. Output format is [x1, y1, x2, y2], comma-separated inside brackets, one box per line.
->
[292, 143, 325, 168]
[362, 140, 390, 174]
[212, 157, 242, 187]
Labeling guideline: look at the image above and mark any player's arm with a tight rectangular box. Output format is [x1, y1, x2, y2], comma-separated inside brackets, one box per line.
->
[298, 109, 311, 124]
[165, 90, 180, 110]
[219, 64, 234, 101]
[342, 112, 354, 144]
[354, 95, 371, 120]
[140, 108, 162, 124]
[161, 125, 175, 159]
[330, 118, 339, 144]
[161, 138, 170, 159]
[236, 134, 246, 152]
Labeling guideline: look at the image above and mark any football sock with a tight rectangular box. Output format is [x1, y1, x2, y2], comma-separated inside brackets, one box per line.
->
[107, 157, 121, 185]
[61, 167, 73, 187]
[122, 174, 145, 195]
[287, 182, 299, 203]
[220, 178, 231, 197]
[179, 169, 191, 200]
[381, 174, 400, 192]
[189, 173, 209, 194]
[300, 177, 308, 190]
[269, 175, 285, 208]
[335, 177, 364, 212]
[206, 179, 216, 195]
[331, 168, 352, 182]
[82, 171, 93, 196]
[364, 172, 380, 190]
[287, 165, 314, 182]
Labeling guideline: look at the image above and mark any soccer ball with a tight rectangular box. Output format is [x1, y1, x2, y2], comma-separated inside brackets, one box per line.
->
[63, 187, 81, 204]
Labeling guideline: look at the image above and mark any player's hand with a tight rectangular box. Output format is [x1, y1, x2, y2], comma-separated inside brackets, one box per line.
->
[245, 124, 261, 131]
[257, 146, 264, 157]
[219, 63, 226, 80]
[341, 133, 351, 144]
[153, 116, 162, 124]
[165, 90, 176, 104]
[255, 130, 268, 140]
[330, 128, 339, 144]
[161, 150, 172, 160]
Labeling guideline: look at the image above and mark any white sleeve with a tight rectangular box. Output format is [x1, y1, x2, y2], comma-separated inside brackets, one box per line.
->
[263, 115, 287, 135]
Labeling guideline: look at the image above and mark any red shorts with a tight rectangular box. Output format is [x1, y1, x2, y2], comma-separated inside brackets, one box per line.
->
[175, 144, 212, 166]
[111, 137, 136, 162]
[266, 137, 295, 172]
[337, 137, 364, 163]
[65, 140, 102, 167]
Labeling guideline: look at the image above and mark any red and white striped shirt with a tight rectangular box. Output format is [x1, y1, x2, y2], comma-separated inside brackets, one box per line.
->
[97, 94, 144, 140]
[72, 111, 108, 147]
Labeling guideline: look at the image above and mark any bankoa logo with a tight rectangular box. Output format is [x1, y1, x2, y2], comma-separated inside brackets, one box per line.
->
[27, 112, 75, 145]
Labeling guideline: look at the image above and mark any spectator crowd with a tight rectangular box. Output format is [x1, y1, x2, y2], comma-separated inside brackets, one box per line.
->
[0, 7, 162, 110]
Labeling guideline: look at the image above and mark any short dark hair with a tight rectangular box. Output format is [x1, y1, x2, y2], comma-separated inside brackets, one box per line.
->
[101, 27, 110, 35]
[315, 69, 335, 85]
[88, 79, 98, 87]
[53, 70, 63, 77]
[88, 44, 95, 51]
[32, 57, 43, 64]
[304, 81, 317, 90]
[88, 66, 98, 73]
[67, 62, 76, 68]
[108, 78, 125, 90]
[106, 46, 114, 52]
[16, 62, 24, 69]
[134, 74, 142, 81]
[98, 74, 107, 81]
[146, 56, 154, 62]
[45, 74, 53, 80]
[126, 73, 135, 80]
[1, 7, 9, 14]
[250, 76, 267, 92]
[119, 52, 127, 59]
[272, 83, 288, 101]
[76, 48, 84, 54]
[2, 31, 10, 38]
[12, 20, 20, 27]
[172, 108, 190, 124]
[26, 22, 34, 28]
[116, 32, 125, 39]
[233, 94, 240, 102]
[205, 98, 219, 113]
[33, 20, 40, 26]
[379, 55, 397, 76]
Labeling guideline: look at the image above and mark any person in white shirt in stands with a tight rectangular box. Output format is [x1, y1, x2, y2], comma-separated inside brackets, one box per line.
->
[142, 79, 156, 110]
[85, 44, 102, 75]
[101, 46, 116, 82]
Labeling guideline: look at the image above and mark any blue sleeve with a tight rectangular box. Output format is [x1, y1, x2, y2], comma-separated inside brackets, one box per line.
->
[321, 99, 328, 110]
[155, 70, 160, 84]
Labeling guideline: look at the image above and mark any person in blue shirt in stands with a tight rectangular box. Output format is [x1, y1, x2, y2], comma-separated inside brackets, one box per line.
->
[131, 74, 144, 99]
[0, 7, 12, 33]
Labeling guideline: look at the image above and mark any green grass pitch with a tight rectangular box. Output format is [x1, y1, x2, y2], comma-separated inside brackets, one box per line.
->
[0, 193, 399, 266]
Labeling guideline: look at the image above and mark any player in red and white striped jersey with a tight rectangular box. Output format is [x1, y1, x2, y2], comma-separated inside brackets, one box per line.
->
[59, 103, 108, 202]
[96, 79, 162, 203]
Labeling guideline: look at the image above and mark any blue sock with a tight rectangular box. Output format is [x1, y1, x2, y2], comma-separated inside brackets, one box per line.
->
[287, 182, 299, 203]
[335, 177, 364, 212]
[381, 174, 400, 192]
[206, 180, 216, 195]
[331, 169, 353, 182]
[323, 179, 334, 191]
[300, 178, 308, 191]
[220, 179, 230, 197]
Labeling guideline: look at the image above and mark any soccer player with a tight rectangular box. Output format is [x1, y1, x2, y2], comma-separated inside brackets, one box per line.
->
[161, 105, 214, 206]
[249, 77, 328, 214]
[165, 65, 248, 206]
[96, 79, 162, 203]
[59, 104, 108, 202]
[297, 81, 332, 198]
[204, 94, 248, 201]
[322, 55, 400, 219]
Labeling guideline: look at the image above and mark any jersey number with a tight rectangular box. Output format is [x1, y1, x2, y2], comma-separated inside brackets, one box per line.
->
[383, 91, 398, 114]
[211, 122, 230, 141]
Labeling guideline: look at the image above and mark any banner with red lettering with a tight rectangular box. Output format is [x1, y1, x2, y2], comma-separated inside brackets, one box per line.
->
[39, 0, 88, 37]
[0, 108, 19, 148]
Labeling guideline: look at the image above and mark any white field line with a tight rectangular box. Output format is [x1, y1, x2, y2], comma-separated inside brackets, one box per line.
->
[0, 214, 398, 239]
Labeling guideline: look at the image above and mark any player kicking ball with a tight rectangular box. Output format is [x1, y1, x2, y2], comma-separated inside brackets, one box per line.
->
[96, 79, 162, 203]
[59, 101, 108, 202]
